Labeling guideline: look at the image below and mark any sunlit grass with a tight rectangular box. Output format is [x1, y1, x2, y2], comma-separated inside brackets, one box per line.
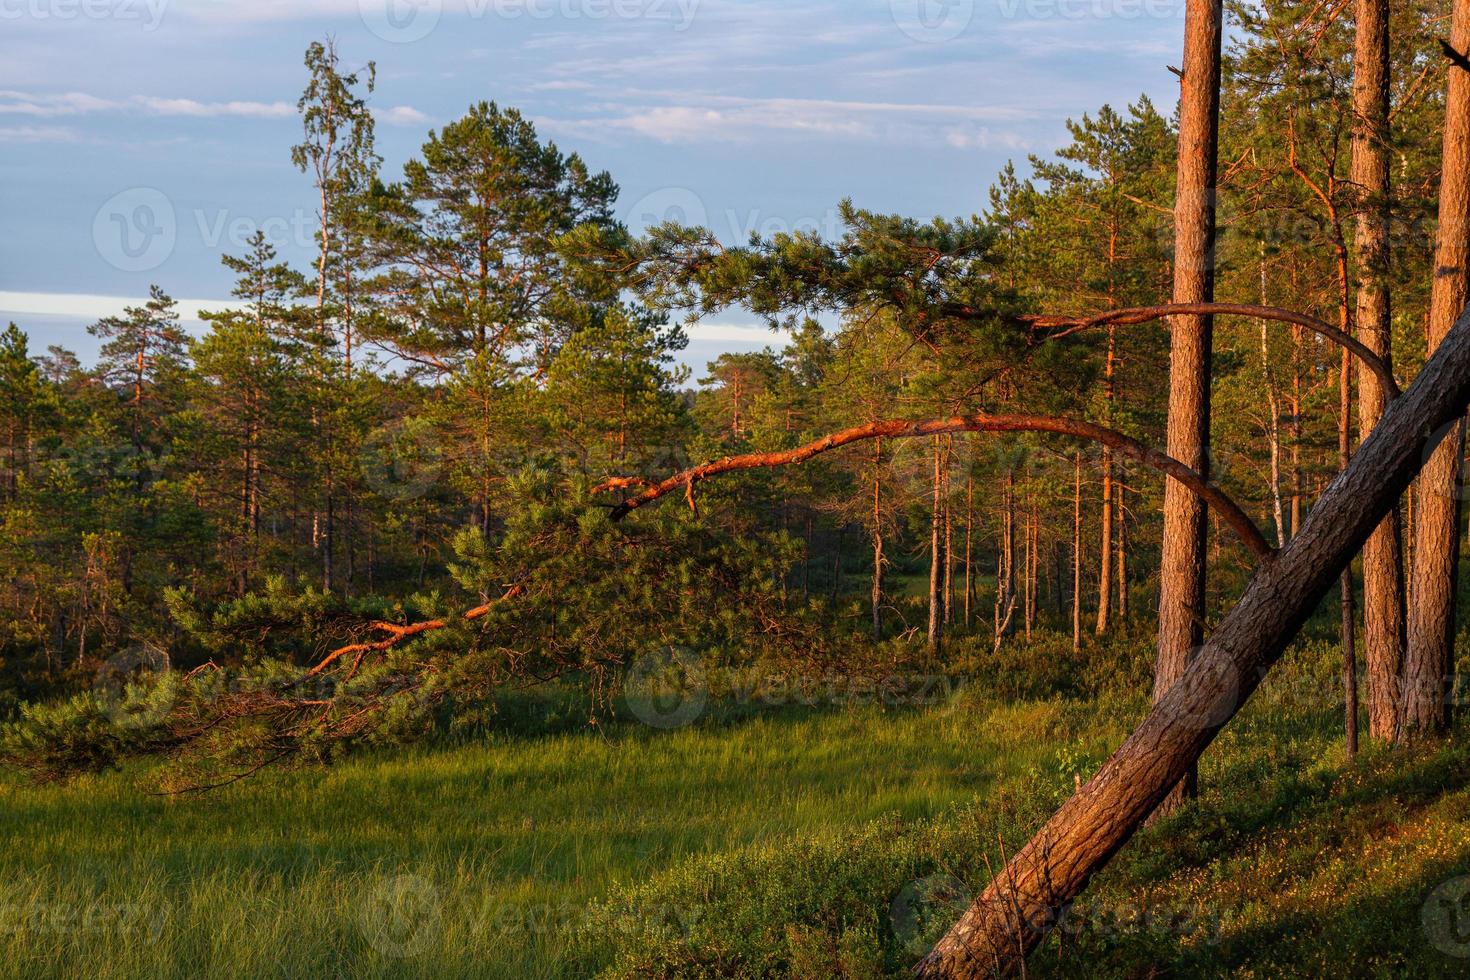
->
[3, 638, 1470, 977]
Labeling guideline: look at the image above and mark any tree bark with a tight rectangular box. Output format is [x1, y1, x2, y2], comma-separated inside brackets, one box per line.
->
[1097, 329, 1116, 634]
[1403, 17, 1470, 740]
[1352, 0, 1405, 744]
[915, 299, 1470, 979]
[929, 436, 943, 652]
[1073, 451, 1083, 653]
[1153, 0, 1222, 819]
[871, 440, 884, 643]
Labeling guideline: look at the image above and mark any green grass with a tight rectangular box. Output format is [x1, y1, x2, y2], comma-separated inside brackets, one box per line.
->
[3, 638, 1470, 978]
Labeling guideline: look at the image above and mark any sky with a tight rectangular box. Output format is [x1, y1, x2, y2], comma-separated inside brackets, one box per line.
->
[0, 0, 1188, 370]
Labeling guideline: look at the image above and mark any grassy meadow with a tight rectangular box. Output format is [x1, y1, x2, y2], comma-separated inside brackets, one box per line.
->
[4, 633, 1470, 978]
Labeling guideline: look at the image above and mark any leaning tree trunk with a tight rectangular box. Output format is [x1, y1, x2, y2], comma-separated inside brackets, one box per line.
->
[1404, 13, 1470, 740]
[916, 300, 1470, 979]
[1353, 0, 1406, 744]
[1153, 0, 1222, 817]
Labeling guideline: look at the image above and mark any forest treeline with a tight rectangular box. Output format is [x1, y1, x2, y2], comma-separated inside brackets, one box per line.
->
[0, 0, 1456, 773]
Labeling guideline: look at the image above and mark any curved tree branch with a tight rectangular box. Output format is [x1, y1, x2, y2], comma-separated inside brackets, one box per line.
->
[1014, 303, 1400, 398]
[307, 585, 524, 675]
[596, 413, 1275, 560]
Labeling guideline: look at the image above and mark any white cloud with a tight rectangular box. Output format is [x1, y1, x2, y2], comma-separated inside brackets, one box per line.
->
[686, 322, 789, 345]
[134, 96, 295, 118]
[0, 90, 118, 116]
[0, 89, 426, 124]
[0, 291, 227, 323]
[0, 125, 80, 143]
[547, 94, 1036, 147]
[376, 105, 432, 126]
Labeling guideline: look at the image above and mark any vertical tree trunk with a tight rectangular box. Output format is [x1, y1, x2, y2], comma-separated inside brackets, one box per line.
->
[1024, 493, 1035, 642]
[1072, 450, 1083, 654]
[964, 475, 975, 629]
[871, 441, 883, 643]
[929, 436, 943, 651]
[1290, 325, 1305, 538]
[1153, 0, 1222, 817]
[1404, 11, 1470, 739]
[1353, 0, 1406, 744]
[1116, 471, 1129, 622]
[915, 303, 1470, 979]
[944, 438, 956, 626]
[1260, 249, 1288, 549]
[1097, 328, 1117, 634]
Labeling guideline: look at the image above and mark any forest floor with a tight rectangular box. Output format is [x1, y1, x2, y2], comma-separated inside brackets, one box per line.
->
[3, 635, 1470, 978]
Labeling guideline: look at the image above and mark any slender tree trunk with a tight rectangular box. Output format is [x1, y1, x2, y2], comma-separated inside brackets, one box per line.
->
[1290, 325, 1305, 537]
[1116, 471, 1129, 622]
[1260, 250, 1288, 549]
[965, 475, 975, 629]
[929, 436, 943, 651]
[1073, 450, 1083, 653]
[1153, 0, 1222, 818]
[944, 438, 956, 626]
[871, 440, 883, 643]
[916, 301, 1470, 979]
[1097, 329, 1116, 634]
[1404, 10, 1470, 739]
[1024, 493, 1035, 642]
[1353, 0, 1406, 743]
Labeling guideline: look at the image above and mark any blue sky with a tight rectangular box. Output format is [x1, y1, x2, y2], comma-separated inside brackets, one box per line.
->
[0, 0, 1186, 368]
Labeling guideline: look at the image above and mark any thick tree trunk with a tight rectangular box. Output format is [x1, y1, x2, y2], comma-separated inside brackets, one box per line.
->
[1404, 13, 1470, 739]
[1153, 0, 1222, 818]
[1353, 0, 1405, 744]
[916, 300, 1470, 979]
